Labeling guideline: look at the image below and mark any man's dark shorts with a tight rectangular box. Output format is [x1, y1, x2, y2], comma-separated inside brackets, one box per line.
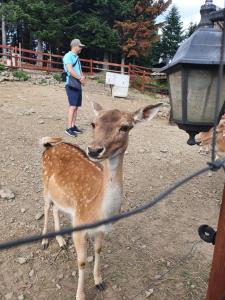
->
[65, 85, 82, 107]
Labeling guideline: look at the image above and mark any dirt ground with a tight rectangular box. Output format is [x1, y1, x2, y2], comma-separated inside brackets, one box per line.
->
[0, 77, 224, 300]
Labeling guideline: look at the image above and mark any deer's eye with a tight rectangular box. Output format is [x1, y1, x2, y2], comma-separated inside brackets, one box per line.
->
[91, 122, 96, 129]
[120, 125, 130, 132]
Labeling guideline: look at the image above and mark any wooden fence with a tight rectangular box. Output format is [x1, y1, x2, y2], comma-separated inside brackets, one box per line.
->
[0, 45, 168, 94]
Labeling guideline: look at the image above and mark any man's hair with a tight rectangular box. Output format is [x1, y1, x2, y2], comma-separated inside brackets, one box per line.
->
[70, 39, 79, 48]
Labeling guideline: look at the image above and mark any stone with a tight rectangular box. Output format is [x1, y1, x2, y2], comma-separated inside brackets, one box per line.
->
[72, 271, 77, 277]
[0, 187, 15, 200]
[17, 257, 27, 265]
[145, 289, 154, 298]
[29, 270, 34, 277]
[24, 108, 35, 115]
[38, 120, 45, 125]
[18, 295, 24, 300]
[5, 293, 13, 300]
[35, 212, 44, 220]
[21, 208, 26, 213]
[56, 284, 61, 290]
[87, 256, 94, 263]
[160, 148, 168, 153]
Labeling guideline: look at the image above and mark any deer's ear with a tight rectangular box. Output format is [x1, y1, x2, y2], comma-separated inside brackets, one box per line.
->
[133, 103, 163, 124]
[91, 102, 103, 117]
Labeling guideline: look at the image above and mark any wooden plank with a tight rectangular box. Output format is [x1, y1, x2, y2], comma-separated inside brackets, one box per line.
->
[206, 182, 225, 300]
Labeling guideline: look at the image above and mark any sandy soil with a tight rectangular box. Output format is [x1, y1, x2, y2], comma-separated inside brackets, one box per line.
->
[0, 78, 224, 300]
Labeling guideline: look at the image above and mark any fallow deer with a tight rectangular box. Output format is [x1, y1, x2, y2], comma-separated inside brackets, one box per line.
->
[40, 102, 162, 300]
[196, 115, 225, 158]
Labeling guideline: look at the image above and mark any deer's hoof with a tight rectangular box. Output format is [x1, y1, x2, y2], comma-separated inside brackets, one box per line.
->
[42, 239, 49, 250]
[96, 283, 105, 291]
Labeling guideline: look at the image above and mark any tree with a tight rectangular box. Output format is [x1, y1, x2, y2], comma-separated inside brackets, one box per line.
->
[185, 22, 198, 38]
[158, 5, 184, 61]
[115, 0, 171, 64]
[68, 0, 134, 63]
[1, 0, 70, 50]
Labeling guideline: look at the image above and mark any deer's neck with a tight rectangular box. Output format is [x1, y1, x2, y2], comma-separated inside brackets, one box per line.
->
[101, 154, 124, 217]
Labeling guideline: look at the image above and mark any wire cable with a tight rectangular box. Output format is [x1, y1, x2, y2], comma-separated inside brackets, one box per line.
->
[1, 160, 224, 251]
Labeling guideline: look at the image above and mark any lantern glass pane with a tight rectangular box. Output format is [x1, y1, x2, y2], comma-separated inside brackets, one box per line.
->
[187, 69, 225, 123]
[169, 71, 182, 121]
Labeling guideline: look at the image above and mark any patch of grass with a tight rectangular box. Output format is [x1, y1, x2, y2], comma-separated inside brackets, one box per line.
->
[53, 73, 62, 82]
[38, 78, 48, 84]
[97, 78, 105, 84]
[12, 69, 29, 81]
[0, 63, 5, 72]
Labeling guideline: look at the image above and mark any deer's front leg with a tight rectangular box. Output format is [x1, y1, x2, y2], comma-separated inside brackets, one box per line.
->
[72, 229, 87, 300]
[94, 231, 104, 290]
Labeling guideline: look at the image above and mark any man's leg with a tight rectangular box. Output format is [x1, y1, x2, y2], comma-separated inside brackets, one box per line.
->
[68, 106, 76, 129]
[71, 107, 78, 128]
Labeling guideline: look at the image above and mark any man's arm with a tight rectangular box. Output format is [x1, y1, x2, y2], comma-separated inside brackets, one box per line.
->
[66, 64, 81, 80]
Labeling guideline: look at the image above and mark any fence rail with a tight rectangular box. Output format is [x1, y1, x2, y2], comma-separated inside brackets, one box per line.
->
[0, 45, 168, 94]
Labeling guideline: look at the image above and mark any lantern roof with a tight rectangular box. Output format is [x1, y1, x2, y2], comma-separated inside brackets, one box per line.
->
[161, 27, 224, 72]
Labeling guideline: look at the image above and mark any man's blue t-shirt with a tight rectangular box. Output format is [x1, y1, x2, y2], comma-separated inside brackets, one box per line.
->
[63, 51, 82, 84]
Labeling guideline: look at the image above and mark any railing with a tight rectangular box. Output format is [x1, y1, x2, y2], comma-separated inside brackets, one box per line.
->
[0, 45, 168, 94]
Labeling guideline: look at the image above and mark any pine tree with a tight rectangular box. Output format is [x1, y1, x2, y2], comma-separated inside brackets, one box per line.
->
[114, 0, 171, 62]
[159, 5, 184, 61]
[185, 22, 198, 38]
[1, 0, 70, 50]
[68, 0, 134, 61]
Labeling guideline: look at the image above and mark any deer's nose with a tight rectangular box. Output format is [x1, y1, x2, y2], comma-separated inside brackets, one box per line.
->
[87, 147, 104, 158]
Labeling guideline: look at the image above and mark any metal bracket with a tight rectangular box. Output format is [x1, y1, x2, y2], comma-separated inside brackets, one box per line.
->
[198, 224, 217, 245]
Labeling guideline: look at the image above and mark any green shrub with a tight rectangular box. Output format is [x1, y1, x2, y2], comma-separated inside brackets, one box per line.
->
[0, 64, 5, 72]
[53, 73, 62, 82]
[97, 79, 104, 84]
[12, 69, 29, 81]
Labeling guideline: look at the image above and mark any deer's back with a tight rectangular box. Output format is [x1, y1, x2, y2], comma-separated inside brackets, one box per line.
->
[42, 143, 104, 220]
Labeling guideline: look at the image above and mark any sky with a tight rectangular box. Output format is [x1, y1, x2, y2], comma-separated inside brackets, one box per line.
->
[160, 0, 225, 29]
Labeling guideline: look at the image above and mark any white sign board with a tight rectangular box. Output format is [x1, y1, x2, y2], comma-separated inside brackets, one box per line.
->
[106, 72, 130, 98]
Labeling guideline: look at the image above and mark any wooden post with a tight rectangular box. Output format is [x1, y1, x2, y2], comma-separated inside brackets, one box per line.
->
[206, 182, 225, 300]
[15, 46, 18, 67]
[10, 48, 13, 67]
[141, 70, 146, 93]
[90, 59, 93, 76]
[19, 43, 22, 68]
[128, 63, 131, 75]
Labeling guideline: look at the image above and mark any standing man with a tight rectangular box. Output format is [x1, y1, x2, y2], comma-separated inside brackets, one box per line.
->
[63, 39, 86, 137]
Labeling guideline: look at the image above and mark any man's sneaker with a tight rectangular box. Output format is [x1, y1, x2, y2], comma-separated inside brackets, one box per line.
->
[65, 128, 77, 137]
[72, 125, 83, 134]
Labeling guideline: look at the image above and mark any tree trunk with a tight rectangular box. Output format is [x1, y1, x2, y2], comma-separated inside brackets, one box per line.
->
[37, 39, 43, 67]
[103, 51, 109, 71]
[121, 53, 126, 74]
[2, 14, 6, 56]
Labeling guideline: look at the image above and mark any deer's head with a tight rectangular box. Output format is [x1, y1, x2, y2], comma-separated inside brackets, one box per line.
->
[87, 102, 162, 161]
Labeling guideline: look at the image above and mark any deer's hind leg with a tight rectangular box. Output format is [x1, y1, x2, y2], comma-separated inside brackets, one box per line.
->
[52, 205, 67, 249]
[41, 198, 51, 249]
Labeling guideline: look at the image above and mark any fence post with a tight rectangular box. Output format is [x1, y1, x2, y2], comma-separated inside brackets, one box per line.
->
[128, 63, 131, 75]
[90, 59, 93, 76]
[141, 70, 146, 93]
[15, 46, 18, 67]
[19, 43, 22, 68]
[10, 47, 13, 67]
[49, 52, 52, 71]
[205, 182, 225, 300]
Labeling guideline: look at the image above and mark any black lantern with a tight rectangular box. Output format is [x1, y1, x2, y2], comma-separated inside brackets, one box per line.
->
[162, 0, 225, 145]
